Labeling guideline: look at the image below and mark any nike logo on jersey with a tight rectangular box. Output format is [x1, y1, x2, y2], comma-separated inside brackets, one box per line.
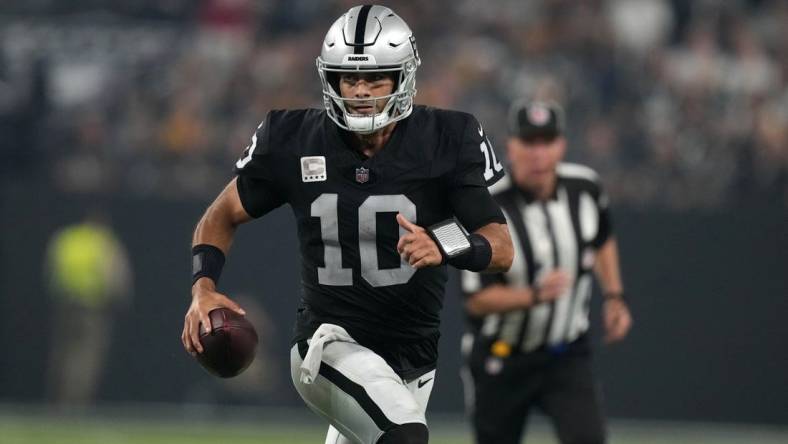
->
[417, 377, 433, 388]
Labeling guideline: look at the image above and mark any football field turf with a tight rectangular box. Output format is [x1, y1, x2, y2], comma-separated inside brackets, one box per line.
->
[2, 408, 787, 444]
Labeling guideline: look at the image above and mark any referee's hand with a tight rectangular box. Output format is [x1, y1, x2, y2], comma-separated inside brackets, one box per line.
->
[603, 298, 632, 344]
[534, 270, 571, 303]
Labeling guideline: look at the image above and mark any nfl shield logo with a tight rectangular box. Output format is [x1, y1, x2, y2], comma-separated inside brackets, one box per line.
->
[355, 167, 370, 184]
[528, 104, 551, 126]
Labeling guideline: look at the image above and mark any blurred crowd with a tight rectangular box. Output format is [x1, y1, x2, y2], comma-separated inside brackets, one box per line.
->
[1, 0, 786, 208]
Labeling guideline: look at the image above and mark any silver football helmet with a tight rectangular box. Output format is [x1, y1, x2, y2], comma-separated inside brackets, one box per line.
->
[317, 5, 421, 134]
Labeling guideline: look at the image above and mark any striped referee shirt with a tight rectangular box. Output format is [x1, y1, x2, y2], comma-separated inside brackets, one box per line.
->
[461, 163, 613, 353]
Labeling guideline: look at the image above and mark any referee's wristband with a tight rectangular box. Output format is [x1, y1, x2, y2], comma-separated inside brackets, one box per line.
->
[192, 244, 226, 286]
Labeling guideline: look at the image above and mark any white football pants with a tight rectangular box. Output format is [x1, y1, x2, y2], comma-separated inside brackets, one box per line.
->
[290, 324, 435, 444]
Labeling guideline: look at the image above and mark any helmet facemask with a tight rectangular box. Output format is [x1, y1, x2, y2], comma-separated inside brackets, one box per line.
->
[317, 57, 419, 134]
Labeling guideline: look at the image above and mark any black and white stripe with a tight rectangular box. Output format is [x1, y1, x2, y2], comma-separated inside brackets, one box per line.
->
[352, 5, 373, 54]
[344, 4, 387, 54]
[462, 163, 611, 353]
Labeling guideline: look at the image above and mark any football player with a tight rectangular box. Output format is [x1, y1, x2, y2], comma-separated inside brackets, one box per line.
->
[181, 5, 513, 444]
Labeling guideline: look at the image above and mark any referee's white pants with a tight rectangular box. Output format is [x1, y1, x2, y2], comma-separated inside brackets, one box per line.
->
[290, 325, 435, 444]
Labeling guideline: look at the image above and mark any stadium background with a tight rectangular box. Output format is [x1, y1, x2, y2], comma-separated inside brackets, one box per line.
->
[1, 0, 786, 443]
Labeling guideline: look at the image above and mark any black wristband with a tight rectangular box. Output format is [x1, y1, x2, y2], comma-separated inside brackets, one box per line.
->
[192, 244, 226, 286]
[603, 291, 625, 302]
[447, 233, 492, 272]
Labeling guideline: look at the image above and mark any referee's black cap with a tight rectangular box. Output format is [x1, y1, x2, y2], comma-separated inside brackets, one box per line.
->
[508, 100, 565, 141]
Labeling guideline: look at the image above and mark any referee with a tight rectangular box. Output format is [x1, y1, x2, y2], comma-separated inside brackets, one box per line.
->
[460, 101, 632, 444]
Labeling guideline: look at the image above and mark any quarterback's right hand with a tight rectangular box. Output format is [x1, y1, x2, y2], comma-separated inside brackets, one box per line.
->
[182, 278, 246, 356]
[533, 270, 571, 304]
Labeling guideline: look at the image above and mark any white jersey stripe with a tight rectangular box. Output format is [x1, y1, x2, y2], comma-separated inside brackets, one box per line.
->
[568, 274, 593, 341]
[546, 187, 579, 346]
[521, 201, 553, 352]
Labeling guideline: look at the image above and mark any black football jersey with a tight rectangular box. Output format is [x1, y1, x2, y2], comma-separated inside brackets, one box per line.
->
[234, 105, 505, 378]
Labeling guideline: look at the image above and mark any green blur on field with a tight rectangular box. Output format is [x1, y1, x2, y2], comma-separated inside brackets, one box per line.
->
[2, 409, 788, 444]
[1, 413, 470, 444]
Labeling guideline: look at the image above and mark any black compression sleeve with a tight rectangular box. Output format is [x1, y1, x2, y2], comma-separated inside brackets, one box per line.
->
[449, 185, 506, 232]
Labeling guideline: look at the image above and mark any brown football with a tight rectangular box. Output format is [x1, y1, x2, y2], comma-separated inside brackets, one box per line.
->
[195, 308, 258, 378]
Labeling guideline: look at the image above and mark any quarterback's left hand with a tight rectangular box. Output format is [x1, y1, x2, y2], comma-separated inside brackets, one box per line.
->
[603, 298, 632, 344]
[396, 214, 443, 269]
